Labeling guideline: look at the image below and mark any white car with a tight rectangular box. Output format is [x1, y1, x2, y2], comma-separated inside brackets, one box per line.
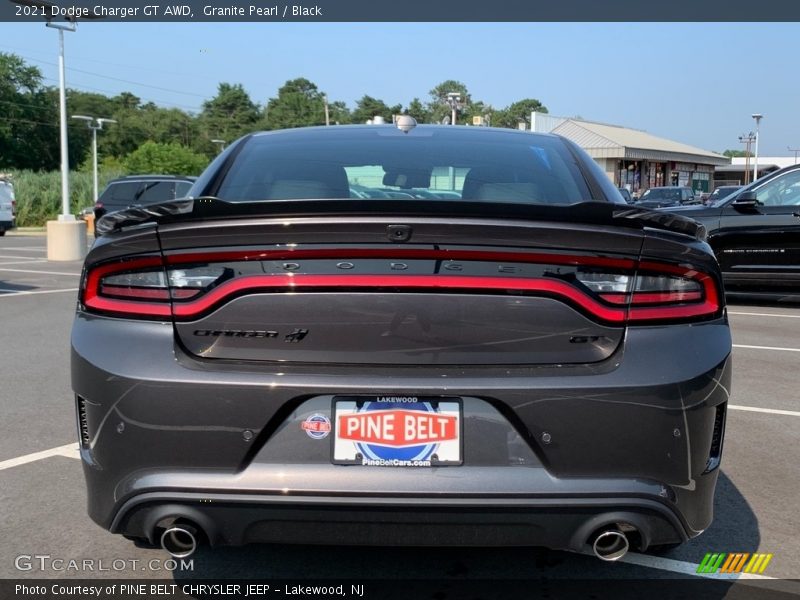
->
[0, 179, 16, 236]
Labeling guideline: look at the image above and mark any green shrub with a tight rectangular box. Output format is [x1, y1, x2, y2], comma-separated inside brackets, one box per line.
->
[9, 169, 124, 226]
[123, 141, 208, 176]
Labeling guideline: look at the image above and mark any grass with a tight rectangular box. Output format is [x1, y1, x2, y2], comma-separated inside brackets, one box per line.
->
[9, 170, 123, 227]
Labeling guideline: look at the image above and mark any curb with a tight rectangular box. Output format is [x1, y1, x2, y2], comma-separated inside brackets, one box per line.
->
[6, 229, 47, 236]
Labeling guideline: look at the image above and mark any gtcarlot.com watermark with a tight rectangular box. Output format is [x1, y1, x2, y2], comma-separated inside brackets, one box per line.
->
[15, 554, 193, 572]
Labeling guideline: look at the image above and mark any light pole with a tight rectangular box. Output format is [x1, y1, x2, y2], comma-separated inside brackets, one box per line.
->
[8, 0, 102, 260]
[71, 115, 116, 204]
[738, 132, 756, 185]
[752, 113, 763, 182]
[211, 139, 226, 154]
[788, 146, 800, 165]
[445, 92, 462, 126]
[49, 19, 77, 220]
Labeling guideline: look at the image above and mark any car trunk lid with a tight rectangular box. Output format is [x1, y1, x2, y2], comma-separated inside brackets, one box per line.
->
[154, 216, 642, 365]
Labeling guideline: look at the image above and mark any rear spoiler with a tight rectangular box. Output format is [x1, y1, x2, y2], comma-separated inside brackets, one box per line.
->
[95, 198, 707, 241]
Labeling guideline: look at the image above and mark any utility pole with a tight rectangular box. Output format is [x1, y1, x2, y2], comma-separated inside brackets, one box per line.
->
[789, 146, 800, 165]
[738, 132, 756, 185]
[71, 115, 116, 204]
[323, 94, 330, 126]
[752, 113, 763, 181]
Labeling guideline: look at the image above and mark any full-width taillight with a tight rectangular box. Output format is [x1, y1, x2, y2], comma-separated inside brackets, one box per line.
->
[80, 250, 722, 324]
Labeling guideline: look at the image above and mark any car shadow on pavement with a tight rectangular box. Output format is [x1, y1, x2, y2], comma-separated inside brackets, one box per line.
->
[170, 472, 761, 599]
[658, 471, 760, 563]
[0, 279, 37, 293]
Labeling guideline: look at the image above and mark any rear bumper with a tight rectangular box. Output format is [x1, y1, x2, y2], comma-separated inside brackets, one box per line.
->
[113, 491, 690, 552]
[0, 219, 13, 230]
[72, 312, 731, 550]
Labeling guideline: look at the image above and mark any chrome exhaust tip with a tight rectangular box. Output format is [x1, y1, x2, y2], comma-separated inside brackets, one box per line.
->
[160, 525, 198, 558]
[591, 529, 630, 561]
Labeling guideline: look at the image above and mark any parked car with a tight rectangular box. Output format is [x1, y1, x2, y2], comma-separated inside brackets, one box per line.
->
[74, 124, 731, 562]
[636, 186, 699, 208]
[663, 165, 800, 295]
[93, 175, 196, 221]
[704, 185, 742, 206]
[0, 178, 16, 236]
[617, 187, 633, 203]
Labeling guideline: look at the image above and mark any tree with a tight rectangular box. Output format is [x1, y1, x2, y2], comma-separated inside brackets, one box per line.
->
[463, 100, 495, 126]
[327, 100, 351, 125]
[66, 89, 120, 167]
[198, 83, 260, 154]
[264, 78, 326, 130]
[123, 141, 208, 176]
[723, 149, 748, 158]
[404, 98, 431, 123]
[0, 53, 59, 170]
[427, 80, 471, 125]
[490, 98, 548, 129]
[351, 95, 402, 124]
[0, 52, 42, 94]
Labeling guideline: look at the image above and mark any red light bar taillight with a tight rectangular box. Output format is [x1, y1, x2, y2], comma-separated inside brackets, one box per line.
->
[80, 250, 722, 324]
[593, 262, 720, 322]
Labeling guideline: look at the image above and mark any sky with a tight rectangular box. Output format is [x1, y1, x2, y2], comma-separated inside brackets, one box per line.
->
[1, 22, 798, 156]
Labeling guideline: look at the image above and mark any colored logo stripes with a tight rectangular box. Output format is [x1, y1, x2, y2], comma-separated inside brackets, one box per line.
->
[697, 552, 774, 574]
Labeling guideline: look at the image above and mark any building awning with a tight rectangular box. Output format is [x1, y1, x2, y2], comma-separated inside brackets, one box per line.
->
[714, 164, 778, 173]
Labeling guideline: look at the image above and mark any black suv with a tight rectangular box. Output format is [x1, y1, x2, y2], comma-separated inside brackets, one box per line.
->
[663, 164, 800, 295]
[93, 175, 195, 221]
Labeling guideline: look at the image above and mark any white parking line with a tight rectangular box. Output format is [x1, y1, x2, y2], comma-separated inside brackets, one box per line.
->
[730, 311, 800, 319]
[0, 254, 44, 260]
[0, 443, 80, 471]
[0, 260, 47, 266]
[620, 551, 778, 581]
[733, 344, 800, 353]
[0, 287, 78, 297]
[0, 267, 80, 276]
[729, 405, 800, 417]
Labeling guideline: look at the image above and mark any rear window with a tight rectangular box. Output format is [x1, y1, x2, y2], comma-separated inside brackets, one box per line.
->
[641, 188, 680, 201]
[99, 182, 141, 208]
[136, 181, 177, 204]
[99, 180, 192, 208]
[217, 133, 593, 206]
[0, 183, 13, 202]
[175, 181, 192, 198]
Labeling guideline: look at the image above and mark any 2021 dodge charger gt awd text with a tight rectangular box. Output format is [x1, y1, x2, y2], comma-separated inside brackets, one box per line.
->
[72, 122, 731, 561]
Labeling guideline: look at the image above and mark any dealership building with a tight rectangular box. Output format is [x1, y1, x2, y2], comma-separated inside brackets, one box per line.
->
[530, 112, 729, 194]
[714, 156, 798, 186]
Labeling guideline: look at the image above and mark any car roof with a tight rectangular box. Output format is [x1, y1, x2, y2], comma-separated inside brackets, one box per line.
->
[250, 123, 561, 144]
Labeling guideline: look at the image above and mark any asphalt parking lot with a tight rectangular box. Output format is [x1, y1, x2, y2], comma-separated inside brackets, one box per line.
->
[0, 234, 798, 597]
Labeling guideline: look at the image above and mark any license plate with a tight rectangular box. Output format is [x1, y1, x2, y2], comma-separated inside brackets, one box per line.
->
[332, 396, 462, 466]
